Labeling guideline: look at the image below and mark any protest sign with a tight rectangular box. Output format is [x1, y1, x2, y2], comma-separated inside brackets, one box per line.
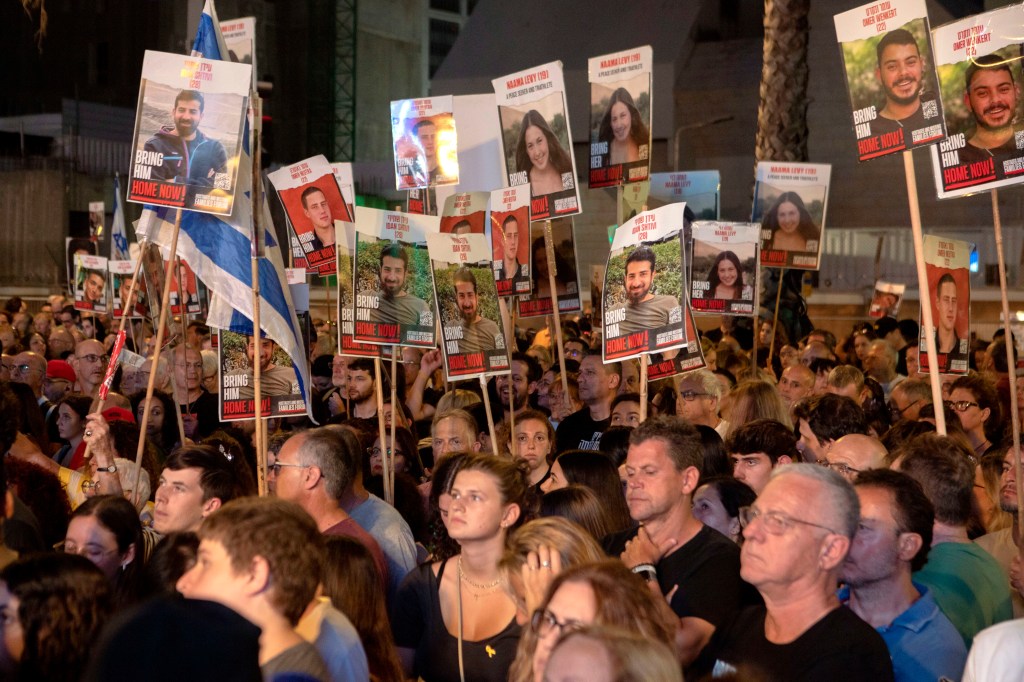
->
[516, 218, 581, 318]
[690, 221, 760, 316]
[602, 205, 688, 362]
[588, 46, 653, 188]
[218, 330, 306, 421]
[391, 96, 459, 190]
[109, 260, 147, 319]
[493, 61, 581, 220]
[868, 280, 906, 318]
[490, 185, 532, 297]
[919, 234, 971, 374]
[74, 254, 109, 313]
[834, 0, 945, 161]
[353, 207, 439, 347]
[753, 162, 831, 270]
[428, 233, 511, 379]
[127, 50, 251, 215]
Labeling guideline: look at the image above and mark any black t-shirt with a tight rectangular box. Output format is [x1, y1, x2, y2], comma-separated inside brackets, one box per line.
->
[700, 604, 894, 681]
[391, 561, 520, 682]
[180, 389, 219, 438]
[555, 407, 610, 454]
[603, 524, 754, 626]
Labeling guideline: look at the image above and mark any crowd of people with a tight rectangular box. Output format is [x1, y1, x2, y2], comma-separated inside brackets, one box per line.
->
[0, 290, 1023, 682]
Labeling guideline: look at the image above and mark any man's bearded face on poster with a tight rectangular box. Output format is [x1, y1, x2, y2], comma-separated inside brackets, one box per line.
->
[174, 98, 203, 139]
[380, 255, 407, 299]
[878, 43, 923, 107]
[966, 68, 1019, 131]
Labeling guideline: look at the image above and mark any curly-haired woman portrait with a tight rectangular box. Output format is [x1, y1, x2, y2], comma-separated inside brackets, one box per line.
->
[597, 87, 649, 166]
[515, 109, 575, 197]
[762, 191, 820, 253]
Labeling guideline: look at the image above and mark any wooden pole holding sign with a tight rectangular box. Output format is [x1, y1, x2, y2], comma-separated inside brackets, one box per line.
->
[480, 376, 498, 457]
[767, 275, 785, 367]
[639, 355, 649, 421]
[133, 209, 184, 493]
[389, 346, 399, 504]
[544, 220, 571, 403]
[902, 151, 945, 435]
[498, 297, 516, 459]
[990, 189, 1023, 532]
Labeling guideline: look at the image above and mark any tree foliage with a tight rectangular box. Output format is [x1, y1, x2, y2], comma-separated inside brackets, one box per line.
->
[604, 235, 683, 309]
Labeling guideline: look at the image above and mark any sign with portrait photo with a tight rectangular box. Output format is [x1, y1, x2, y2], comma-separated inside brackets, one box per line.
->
[88, 201, 105, 238]
[929, 7, 1024, 198]
[490, 185, 532, 297]
[331, 162, 356, 218]
[109, 260, 147, 319]
[334, 221, 380, 359]
[74, 254, 109, 313]
[168, 258, 202, 316]
[441, 191, 488, 235]
[220, 16, 256, 85]
[217, 330, 306, 422]
[919, 234, 970, 375]
[428, 233, 511, 380]
[516, 218, 581, 318]
[834, 0, 945, 161]
[391, 96, 459, 190]
[493, 61, 581, 221]
[690, 222, 759, 317]
[602, 204, 687, 362]
[868, 280, 906, 318]
[66, 238, 98, 297]
[268, 155, 353, 276]
[127, 50, 251, 215]
[353, 206, 439, 347]
[588, 45, 653, 188]
[406, 187, 438, 216]
[753, 162, 831, 270]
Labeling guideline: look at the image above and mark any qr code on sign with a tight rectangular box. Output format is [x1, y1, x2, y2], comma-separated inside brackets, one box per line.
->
[214, 172, 231, 190]
[1015, 130, 1024, 150]
[561, 173, 575, 190]
[921, 100, 938, 119]
[669, 306, 682, 324]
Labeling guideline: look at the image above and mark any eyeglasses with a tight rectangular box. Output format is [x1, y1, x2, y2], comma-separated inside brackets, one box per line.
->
[888, 399, 921, 418]
[268, 461, 309, 476]
[738, 505, 839, 536]
[60, 541, 117, 563]
[820, 461, 859, 477]
[944, 400, 979, 413]
[11, 364, 40, 375]
[530, 609, 584, 638]
[678, 390, 708, 402]
[76, 354, 108, 364]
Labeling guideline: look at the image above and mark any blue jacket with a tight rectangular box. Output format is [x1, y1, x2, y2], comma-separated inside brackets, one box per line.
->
[142, 126, 227, 188]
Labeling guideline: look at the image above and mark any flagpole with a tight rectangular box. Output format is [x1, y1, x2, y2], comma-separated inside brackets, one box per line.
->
[134, 210, 185, 493]
[250, 93, 267, 497]
[374, 357, 391, 504]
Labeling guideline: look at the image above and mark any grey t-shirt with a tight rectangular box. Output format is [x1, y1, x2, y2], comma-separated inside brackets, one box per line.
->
[617, 294, 679, 336]
[372, 292, 430, 327]
[458, 316, 501, 354]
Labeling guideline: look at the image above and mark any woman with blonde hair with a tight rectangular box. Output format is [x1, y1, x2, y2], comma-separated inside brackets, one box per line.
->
[507, 560, 678, 682]
[543, 625, 682, 682]
[499, 517, 605, 624]
[723, 380, 792, 438]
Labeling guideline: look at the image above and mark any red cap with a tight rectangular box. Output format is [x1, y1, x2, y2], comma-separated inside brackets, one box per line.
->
[46, 360, 76, 383]
[101, 406, 136, 424]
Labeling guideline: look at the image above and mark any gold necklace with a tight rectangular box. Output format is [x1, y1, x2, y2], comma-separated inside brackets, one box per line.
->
[457, 556, 501, 593]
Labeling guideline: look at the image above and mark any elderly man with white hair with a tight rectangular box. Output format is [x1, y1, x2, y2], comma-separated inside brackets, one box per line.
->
[863, 339, 905, 401]
[675, 368, 727, 437]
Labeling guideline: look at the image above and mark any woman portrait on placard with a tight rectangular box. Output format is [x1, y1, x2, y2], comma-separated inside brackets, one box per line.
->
[515, 110, 575, 197]
[706, 251, 752, 301]
[762, 191, 820, 253]
[597, 87, 649, 166]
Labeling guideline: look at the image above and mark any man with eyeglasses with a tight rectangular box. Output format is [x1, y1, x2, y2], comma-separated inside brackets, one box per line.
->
[270, 429, 389, 591]
[674, 369, 726, 437]
[895, 434, 1013, 648]
[888, 378, 930, 423]
[10, 351, 55, 426]
[153, 444, 247, 535]
[70, 339, 108, 397]
[839, 469, 967, 681]
[701, 464, 894, 680]
[172, 344, 218, 439]
[823, 434, 887, 482]
[605, 416, 749, 669]
[726, 419, 799, 495]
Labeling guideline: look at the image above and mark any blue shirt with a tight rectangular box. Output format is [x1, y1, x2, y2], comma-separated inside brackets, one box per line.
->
[839, 583, 967, 682]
